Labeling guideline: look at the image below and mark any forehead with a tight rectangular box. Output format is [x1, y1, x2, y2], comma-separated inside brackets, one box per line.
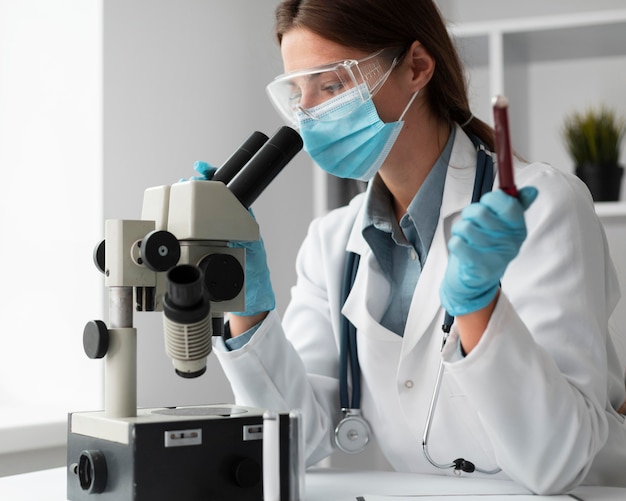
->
[280, 27, 370, 73]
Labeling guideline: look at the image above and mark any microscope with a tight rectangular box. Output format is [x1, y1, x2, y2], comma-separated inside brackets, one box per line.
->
[66, 126, 304, 501]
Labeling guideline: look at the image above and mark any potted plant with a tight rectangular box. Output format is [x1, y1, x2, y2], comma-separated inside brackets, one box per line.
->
[562, 106, 626, 201]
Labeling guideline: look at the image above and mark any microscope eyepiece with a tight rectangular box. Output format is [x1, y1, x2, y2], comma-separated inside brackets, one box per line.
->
[166, 265, 206, 311]
[227, 126, 303, 208]
[211, 131, 269, 185]
[163, 264, 212, 378]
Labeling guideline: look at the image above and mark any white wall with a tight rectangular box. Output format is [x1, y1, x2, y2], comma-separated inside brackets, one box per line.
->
[0, 0, 103, 476]
[602, 212, 626, 370]
[103, 0, 313, 407]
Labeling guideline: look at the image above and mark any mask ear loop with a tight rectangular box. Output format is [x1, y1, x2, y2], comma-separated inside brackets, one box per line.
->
[398, 90, 420, 122]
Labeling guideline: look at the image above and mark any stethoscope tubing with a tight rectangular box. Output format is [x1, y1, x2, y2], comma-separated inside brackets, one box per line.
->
[422, 357, 456, 470]
[338, 134, 501, 473]
[340, 251, 362, 410]
[421, 339, 502, 475]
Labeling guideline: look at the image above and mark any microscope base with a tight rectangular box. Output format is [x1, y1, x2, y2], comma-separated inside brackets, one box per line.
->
[67, 404, 265, 501]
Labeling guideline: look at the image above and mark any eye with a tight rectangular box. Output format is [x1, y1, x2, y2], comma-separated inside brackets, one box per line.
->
[286, 83, 303, 110]
[288, 93, 302, 111]
[320, 80, 345, 95]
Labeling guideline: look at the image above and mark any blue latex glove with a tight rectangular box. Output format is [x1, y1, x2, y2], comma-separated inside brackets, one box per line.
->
[229, 210, 275, 316]
[440, 186, 538, 317]
[179, 160, 217, 182]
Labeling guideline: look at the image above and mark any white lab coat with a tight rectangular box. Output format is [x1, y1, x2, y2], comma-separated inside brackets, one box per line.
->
[214, 126, 626, 494]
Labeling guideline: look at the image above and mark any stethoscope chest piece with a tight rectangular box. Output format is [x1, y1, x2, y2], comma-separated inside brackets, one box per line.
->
[334, 408, 371, 454]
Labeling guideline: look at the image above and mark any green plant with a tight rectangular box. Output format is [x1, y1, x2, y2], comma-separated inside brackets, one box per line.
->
[562, 106, 626, 167]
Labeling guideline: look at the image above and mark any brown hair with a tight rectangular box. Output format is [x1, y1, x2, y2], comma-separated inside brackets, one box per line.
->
[274, 0, 495, 150]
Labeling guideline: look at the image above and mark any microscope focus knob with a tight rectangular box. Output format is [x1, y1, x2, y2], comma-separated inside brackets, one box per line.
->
[232, 457, 261, 488]
[93, 239, 106, 274]
[140, 230, 181, 272]
[77, 449, 108, 494]
[83, 320, 109, 359]
[199, 253, 244, 302]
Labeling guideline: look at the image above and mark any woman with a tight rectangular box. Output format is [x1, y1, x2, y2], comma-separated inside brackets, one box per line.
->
[211, 0, 626, 494]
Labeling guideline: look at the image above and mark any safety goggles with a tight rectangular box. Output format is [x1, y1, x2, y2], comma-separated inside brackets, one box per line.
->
[266, 48, 404, 126]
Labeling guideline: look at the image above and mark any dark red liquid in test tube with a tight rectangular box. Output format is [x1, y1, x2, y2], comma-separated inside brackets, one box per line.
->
[492, 95, 518, 198]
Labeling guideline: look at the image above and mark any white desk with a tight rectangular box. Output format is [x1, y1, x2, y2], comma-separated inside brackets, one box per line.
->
[1, 467, 626, 500]
[305, 469, 626, 500]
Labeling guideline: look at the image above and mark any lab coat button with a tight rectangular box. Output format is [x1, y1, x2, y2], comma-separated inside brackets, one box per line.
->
[404, 380, 414, 389]
[409, 249, 417, 261]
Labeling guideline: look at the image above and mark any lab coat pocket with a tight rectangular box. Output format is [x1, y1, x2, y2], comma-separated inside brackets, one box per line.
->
[439, 376, 499, 468]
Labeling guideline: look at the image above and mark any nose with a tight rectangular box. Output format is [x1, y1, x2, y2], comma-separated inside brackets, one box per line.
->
[298, 86, 324, 110]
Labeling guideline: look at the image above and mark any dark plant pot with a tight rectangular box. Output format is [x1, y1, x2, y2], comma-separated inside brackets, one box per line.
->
[575, 164, 624, 202]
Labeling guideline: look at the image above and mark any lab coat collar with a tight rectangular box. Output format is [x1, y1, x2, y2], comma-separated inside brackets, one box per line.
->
[404, 125, 482, 354]
[440, 124, 484, 218]
[343, 181, 391, 331]
[345, 177, 376, 256]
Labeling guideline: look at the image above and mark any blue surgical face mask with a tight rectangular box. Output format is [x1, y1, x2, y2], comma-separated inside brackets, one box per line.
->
[297, 84, 419, 181]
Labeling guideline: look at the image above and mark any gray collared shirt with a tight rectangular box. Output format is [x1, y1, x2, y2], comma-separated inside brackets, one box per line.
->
[361, 127, 455, 336]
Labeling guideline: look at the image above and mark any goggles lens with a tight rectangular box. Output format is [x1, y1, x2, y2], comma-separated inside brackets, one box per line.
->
[266, 48, 402, 126]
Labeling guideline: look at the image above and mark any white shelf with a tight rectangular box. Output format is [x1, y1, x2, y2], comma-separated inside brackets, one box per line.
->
[449, 8, 626, 101]
[447, 8, 626, 201]
[449, 9, 626, 37]
[594, 202, 626, 219]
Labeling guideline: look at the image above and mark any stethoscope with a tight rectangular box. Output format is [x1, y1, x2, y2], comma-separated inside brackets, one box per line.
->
[335, 136, 502, 475]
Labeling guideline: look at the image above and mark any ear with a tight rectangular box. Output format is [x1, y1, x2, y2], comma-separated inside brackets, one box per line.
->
[402, 40, 436, 92]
